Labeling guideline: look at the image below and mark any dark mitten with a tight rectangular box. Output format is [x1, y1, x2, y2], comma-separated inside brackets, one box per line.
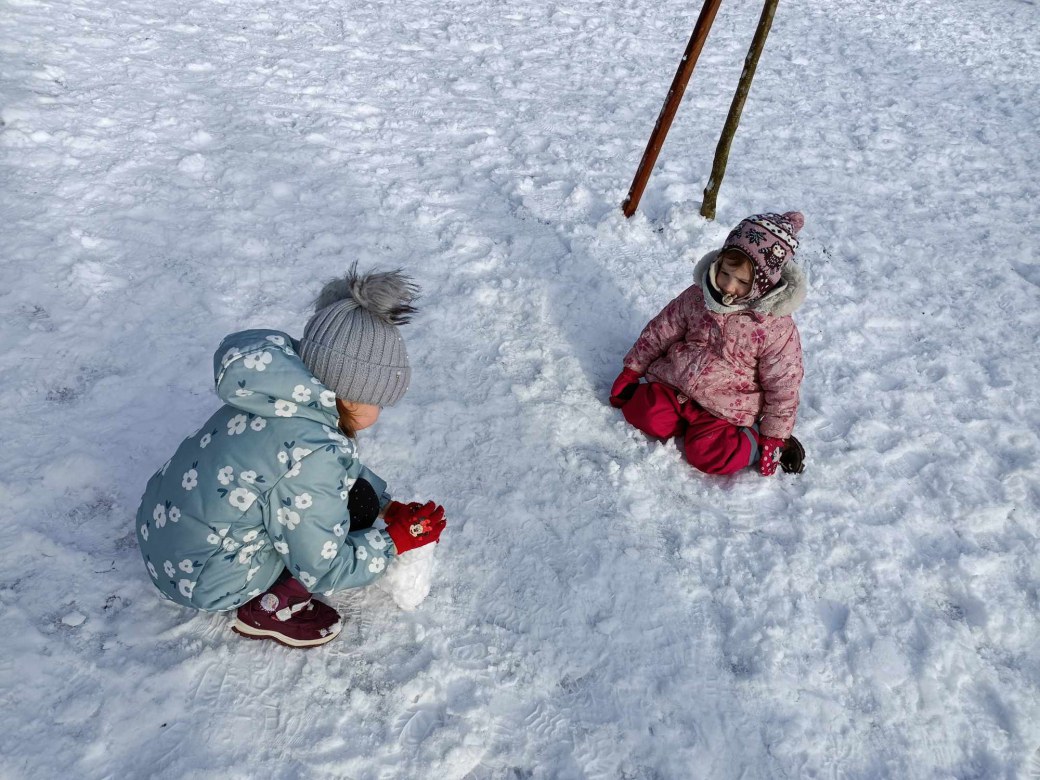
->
[347, 478, 381, 531]
[779, 435, 805, 474]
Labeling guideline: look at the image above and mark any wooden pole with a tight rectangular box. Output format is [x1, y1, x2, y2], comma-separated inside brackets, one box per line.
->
[621, 0, 723, 218]
[700, 0, 779, 220]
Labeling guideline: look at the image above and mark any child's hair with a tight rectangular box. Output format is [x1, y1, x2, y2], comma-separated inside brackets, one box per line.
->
[336, 400, 361, 439]
[718, 249, 754, 272]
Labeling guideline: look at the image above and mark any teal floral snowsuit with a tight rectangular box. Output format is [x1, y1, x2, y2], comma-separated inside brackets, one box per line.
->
[135, 329, 397, 611]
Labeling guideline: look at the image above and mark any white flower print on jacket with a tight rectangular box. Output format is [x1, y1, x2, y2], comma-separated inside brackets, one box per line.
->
[135, 329, 398, 611]
[324, 425, 356, 456]
[228, 488, 257, 512]
[227, 414, 248, 435]
[243, 350, 273, 371]
[276, 506, 301, 530]
[365, 529, 388, 551]
[274, 400, 297, 417]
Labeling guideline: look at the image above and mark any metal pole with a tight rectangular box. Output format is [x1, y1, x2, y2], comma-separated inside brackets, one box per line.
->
[700, 0, 779, 220]
[621, 0, 724, 218]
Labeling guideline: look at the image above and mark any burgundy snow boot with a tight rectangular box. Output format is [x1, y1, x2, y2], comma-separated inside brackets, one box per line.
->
[233, 572, 342, 648]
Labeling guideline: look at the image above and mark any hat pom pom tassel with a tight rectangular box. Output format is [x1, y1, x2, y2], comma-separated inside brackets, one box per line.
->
[314, 263, 420, 325]
[783, 211, 805, 234]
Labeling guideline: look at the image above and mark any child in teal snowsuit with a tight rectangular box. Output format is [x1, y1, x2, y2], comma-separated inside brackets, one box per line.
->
[135, 269, 446, 647]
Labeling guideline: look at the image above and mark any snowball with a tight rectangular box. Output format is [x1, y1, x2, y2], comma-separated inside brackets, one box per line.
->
[376, 544, 435, 611]
[61, 611, 86, 627]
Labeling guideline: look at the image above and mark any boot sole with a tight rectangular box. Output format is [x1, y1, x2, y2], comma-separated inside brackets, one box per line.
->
[231, 619, 341, 648]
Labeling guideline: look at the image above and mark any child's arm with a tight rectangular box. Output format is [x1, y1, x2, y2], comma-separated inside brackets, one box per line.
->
[264, 449, 397, 594]
[622, 287, 697, 373]
[757, 322, 804, 439]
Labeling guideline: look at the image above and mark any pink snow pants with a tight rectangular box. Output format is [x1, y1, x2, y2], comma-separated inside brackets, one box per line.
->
[621, 382, 759, 475]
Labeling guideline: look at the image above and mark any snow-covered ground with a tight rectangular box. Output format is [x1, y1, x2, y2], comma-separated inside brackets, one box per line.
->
[3, 0, 1039, 776]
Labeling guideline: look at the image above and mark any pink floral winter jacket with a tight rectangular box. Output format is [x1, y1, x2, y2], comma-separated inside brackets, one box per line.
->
[623, 251, 806, 439]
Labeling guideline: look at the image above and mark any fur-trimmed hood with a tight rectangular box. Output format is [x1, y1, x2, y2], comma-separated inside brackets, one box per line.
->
[694, 250, 806, 317]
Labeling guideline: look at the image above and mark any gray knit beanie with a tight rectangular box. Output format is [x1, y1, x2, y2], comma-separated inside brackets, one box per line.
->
[298, 266, 419, 407]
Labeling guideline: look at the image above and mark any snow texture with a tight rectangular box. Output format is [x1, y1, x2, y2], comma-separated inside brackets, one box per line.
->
[2, 0, 1039, 777]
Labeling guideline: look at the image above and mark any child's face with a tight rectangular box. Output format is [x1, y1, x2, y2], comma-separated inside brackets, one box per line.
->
[351, 402, 382, 431]
[716, 251, 754, 300]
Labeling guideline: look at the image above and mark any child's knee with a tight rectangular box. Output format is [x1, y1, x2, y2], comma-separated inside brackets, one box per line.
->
[683, 431, 752, 475]
[622, 383, 683, 439]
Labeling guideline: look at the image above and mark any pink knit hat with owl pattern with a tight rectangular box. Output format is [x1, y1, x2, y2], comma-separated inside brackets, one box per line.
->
[722, 211, 805, 300]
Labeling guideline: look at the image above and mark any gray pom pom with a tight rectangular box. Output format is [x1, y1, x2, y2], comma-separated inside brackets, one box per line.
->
[314, 263, 420, 325]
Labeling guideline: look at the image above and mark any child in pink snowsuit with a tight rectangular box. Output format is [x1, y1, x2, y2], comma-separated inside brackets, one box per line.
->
[610, 211, 807, 476]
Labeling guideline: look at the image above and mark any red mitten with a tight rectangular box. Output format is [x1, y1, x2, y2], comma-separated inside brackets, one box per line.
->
[758, 437, 785, 476]
[609, 368, 642, 408]
[384, 501, 447, 554]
